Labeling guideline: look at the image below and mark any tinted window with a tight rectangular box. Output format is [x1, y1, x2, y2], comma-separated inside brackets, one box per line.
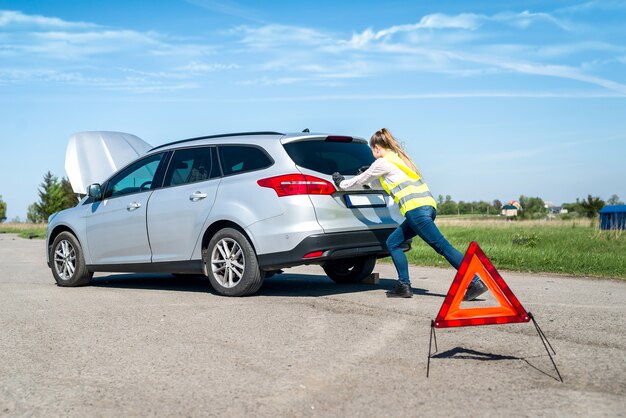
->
[218, 145, 272, 176]
[283, 140, 375, 175]
[105, 153, 165, 198]
[165, 146, 220, 187]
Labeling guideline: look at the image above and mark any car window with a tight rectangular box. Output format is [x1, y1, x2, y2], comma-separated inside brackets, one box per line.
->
[283, 140, 375, 175]
[218, 145, 273, 176]
[165, 146, 220, 187]
[105, 153, 165, 198]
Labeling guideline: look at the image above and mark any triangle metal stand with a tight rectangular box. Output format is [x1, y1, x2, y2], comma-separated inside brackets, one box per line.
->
[529, 312, 563, 382]
[426, 320, 437, 378]
[426, 313, 563, 382]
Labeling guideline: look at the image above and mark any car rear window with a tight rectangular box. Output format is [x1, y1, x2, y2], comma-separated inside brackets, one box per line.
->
[283, 140, 375, 175]
[218, 145, 273, 176]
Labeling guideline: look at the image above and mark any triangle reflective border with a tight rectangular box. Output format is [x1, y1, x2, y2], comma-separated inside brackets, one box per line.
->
[434, 242, 530, 328]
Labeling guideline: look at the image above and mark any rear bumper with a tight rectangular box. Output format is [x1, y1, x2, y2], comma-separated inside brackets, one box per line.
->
[257, 228, 410, 270]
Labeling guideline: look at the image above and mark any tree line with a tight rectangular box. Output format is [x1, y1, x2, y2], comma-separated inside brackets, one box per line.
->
[436, 193, 621, 219]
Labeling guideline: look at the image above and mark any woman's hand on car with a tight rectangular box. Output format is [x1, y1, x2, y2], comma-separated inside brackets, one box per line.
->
[332, 172, 345, 188]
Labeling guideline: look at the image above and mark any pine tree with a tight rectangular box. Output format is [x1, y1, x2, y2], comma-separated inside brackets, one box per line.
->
[59, 177, 78, 208]
[27, 172, 79, 223]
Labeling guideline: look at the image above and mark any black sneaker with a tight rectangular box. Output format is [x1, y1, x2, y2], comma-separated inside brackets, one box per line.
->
[463, 277, 488, 301]
[386, 282, 413, 298]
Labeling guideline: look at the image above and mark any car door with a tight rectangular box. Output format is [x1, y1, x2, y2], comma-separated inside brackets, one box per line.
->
[86, 152, 167, 265]
[147, 146, 221, 262]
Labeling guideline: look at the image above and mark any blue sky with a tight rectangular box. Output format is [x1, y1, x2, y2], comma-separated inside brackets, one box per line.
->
[1, 0, 625, 220]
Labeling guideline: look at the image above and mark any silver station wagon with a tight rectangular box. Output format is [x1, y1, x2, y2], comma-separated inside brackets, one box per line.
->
[47, 131, 408, 296]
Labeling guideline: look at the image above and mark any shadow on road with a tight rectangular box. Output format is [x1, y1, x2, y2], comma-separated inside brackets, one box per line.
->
[431, 346, 562, 381]
[90, 272, 447, 298]
[432, 347, 519, 361]
[259, 274, 446, 298]
[90, 273, 211, 293]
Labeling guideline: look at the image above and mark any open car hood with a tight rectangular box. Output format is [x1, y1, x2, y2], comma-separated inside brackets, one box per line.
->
[65, 131, 152, 194]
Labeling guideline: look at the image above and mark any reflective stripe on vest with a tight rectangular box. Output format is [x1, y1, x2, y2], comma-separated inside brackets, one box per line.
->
[379, 152, 437, 215]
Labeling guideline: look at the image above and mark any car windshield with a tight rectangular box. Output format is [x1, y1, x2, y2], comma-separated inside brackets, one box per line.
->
[283, 140, 375, 175]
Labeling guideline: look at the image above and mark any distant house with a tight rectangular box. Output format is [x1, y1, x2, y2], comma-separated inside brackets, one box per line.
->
[544, 201, 563, 214]
[501, 205, 518, 217]
[599, 205, 626, 230]
[508, 200, 522, 210]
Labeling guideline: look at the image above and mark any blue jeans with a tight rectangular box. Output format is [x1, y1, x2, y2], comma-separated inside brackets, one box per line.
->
[386, 206, 464, 285]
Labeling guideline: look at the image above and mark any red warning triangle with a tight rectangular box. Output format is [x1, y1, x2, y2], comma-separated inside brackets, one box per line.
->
[434, 242, 530, 328]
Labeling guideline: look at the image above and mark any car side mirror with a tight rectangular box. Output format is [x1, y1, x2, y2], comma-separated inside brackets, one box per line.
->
[87, 183, 102, 200]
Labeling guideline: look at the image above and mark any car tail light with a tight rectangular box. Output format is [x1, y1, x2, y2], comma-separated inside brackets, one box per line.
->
[257, 174, 336, 197]
[303, 251, 324, 259]
[325, 135, 353, 142]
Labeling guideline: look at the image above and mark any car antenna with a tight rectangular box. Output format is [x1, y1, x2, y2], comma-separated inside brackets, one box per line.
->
[302, 128, 309, 132]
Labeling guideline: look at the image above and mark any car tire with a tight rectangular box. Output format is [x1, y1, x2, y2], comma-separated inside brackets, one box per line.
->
[322, 256, 376, 284]
[205, 228, 265, 296]
[50, 232, 92, 287]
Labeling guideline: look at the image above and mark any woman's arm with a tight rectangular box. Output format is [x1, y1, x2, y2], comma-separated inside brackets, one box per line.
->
[338, 159, 391, 189]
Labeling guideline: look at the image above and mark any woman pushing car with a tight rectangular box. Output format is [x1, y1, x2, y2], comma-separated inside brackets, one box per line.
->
[332, 128, 488, 300]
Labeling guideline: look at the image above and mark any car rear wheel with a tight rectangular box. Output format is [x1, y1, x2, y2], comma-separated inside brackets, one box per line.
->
[322, 256, 376, 283]
[205, 228, 265, 296]
[50, 232, 92, 287]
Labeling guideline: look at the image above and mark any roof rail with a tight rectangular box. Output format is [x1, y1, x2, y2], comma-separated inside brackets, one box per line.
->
[149, 131, 284, 151]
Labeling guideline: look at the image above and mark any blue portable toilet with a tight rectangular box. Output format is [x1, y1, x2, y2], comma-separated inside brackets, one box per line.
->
[599, 205, 626, 230]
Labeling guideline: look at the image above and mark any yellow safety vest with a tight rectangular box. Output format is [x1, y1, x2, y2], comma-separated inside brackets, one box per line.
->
[379, 152, 437, 216]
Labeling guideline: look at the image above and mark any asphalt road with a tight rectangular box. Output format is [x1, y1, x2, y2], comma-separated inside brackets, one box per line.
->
[1, 233, 625, 417]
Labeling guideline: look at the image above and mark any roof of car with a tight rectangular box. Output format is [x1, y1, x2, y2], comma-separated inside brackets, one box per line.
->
[149, 131, 367, 152]
[149, 131, 285, 151]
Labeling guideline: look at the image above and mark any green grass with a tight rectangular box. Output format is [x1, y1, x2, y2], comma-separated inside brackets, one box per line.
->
[401, 220, 626, 279]
[0, 223, 47, 239]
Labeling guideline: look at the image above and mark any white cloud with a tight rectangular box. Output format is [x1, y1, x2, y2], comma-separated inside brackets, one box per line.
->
[0, 10, 95, 28]
[0, 67, 199, 93]
[475, 55, 626, 94]
[23, 30, 163, 58]
[233, 24, 334, 48]
[492, 11, 569, 30]
[0, 68, 87, 83]
[342, 11, 569, 49]
[344, 14, 482, 48]
[178, 61, 240, 72]
[0, 10, 217, 63]
[238, 76, 305, 86]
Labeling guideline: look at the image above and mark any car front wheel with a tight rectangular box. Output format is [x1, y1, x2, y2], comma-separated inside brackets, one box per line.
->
[205, 228, 264, 296]
[50, 232, 92, 287]
[322, 256, 376, 283]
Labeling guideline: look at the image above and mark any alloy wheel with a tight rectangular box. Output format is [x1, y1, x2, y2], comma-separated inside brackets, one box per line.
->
[211, 238, 245, 288]
[54, 239, 76, 281]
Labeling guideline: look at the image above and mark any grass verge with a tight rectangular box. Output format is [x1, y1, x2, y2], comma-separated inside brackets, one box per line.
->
[0, 223, 47, 239]
[402, 219, 625, 279]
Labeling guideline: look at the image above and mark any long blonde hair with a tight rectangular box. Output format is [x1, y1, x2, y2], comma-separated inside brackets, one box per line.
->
[369, 128, 422, 177]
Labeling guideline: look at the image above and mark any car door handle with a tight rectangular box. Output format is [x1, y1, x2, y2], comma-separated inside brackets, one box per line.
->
[189, 191, 208, 202]
[127, 202, 142, 211]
